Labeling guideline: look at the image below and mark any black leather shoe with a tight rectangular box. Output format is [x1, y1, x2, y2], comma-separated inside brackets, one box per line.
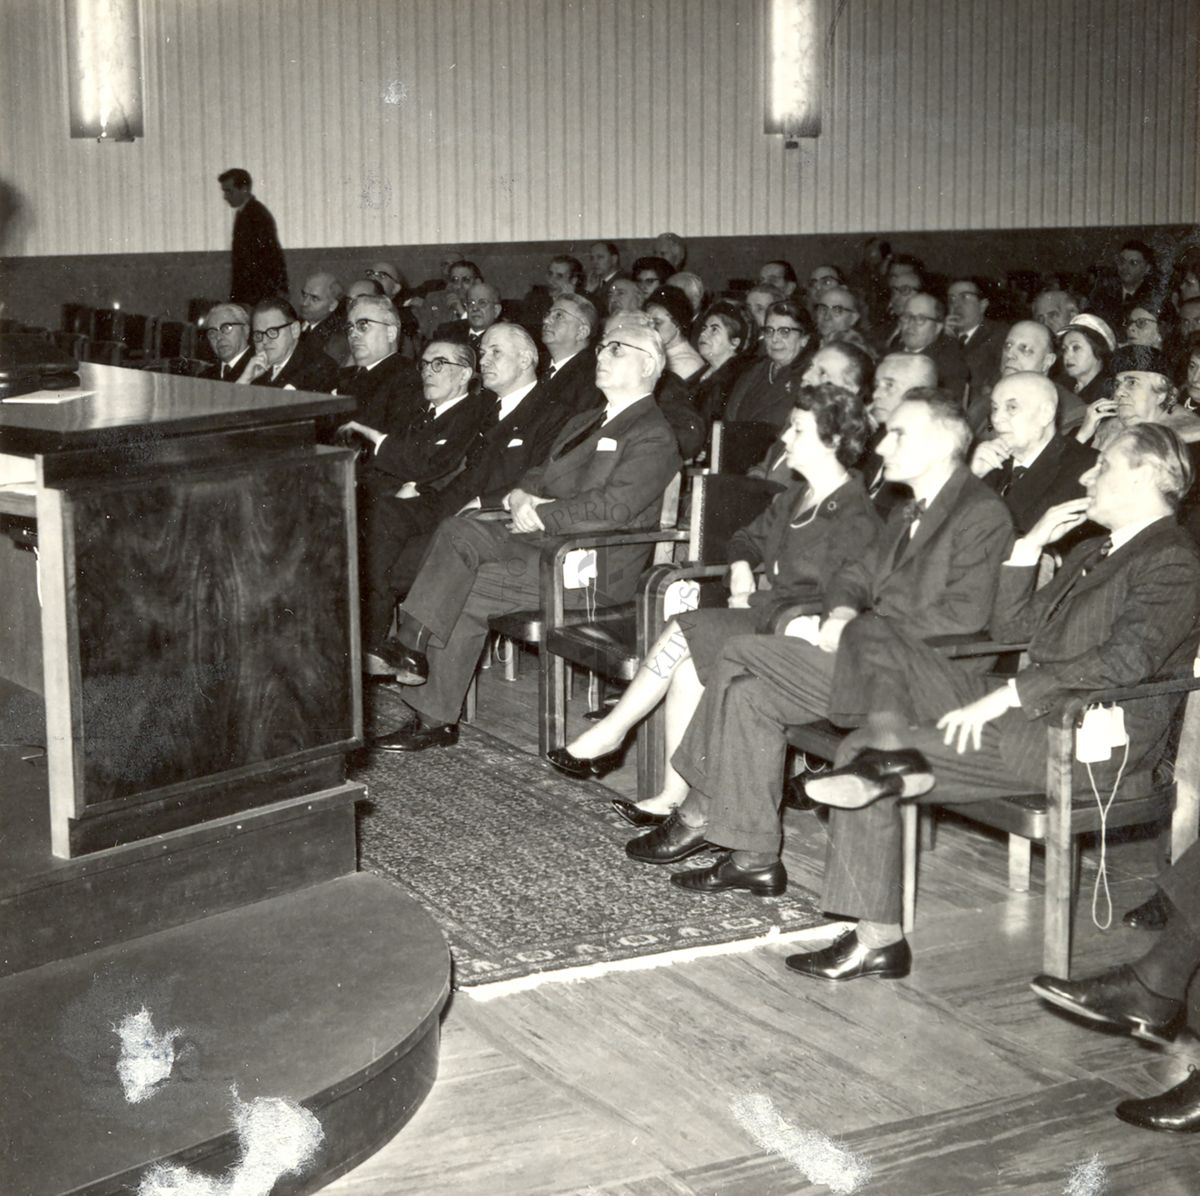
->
[784, 930, 912, 980]
[373, 721, 458, 752]
[1123, 890, 1170, 931]
[611, 799, 668, 828]
[1029, 964, 1183, 1045]
[545, 745, 623, 780]
[671, 852, 787, 897]
[377, 639, 428, 686]
[1116, 1068, 1200, 1132]
[805, 748, 934, 810]
[625, 812, 710, 864]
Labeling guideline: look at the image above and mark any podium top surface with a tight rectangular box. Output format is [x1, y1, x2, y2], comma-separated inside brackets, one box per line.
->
[0, 363, 353, 454]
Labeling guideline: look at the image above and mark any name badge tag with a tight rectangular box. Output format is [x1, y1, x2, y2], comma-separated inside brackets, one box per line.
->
[597, 436, 618, 451]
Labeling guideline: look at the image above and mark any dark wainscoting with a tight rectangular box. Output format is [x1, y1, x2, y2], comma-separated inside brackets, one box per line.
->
[2, 222, 1195, 330]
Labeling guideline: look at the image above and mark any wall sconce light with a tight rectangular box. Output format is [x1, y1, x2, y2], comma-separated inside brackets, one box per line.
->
[65, 0, 144, 141]
[766, 0, 822, 139]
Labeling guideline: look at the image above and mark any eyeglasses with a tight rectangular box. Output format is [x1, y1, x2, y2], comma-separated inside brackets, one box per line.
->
[891, 284, 918, 296]
[544, 308, 584, 325]
[205, 322, 247, 337]
[1126, 316, 1158, 329]
[466, 298, 497, 310]
[251, 322, 294, 342]
[815, 304, 855, 317]
[595, 339, 653, 359]
[419, 356, 470, 373]
[365, 268, 397, 283]
[763, 326, 804, 339]
[949, 290, 981, 301]
[899, 313, 938, 325]
[344, 317, 394, 335]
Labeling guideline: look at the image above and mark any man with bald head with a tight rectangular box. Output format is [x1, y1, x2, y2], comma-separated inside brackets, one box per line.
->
[297, 271, 346, 364]
[1032, 288, 1079, 336]
[654, 232, 687, 271]
[861, 352, 938, 514]
[897, 293, 969, 401]
[199, 302, 253, 381]
[970, 372, 1096, 537]
[435, 280, 502, 350]
[972, 319, 1084, 434]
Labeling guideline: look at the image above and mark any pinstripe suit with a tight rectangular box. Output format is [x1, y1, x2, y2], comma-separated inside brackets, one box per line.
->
[823, 517, 1200, 923]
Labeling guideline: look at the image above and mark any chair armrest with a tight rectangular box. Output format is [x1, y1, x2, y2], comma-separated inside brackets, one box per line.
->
[768, 601, 823, 634]
[925, 633, 1031, 659]
[1058, 673, 1200, 727]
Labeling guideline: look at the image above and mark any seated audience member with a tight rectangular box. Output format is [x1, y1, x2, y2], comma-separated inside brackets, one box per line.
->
[848, 236, 893, 325]
[346, 278, 385, 300]
[1032, 287, 1079, 334]
[969, 373, 1096, 536]
[631, 256, 676, 303]
[360, 317, 598, 666]
[723, 299, 814, 429]
[370, 322, 682, 751]
[1183, 334, 1200, 413]
[199, 302, 252, 381]
[332, 294, 421, 434]
[970, 319, 1085, 435]
[644, 286, 704, 383]
[859, 352, 938, 513]
[946, 276, 1006, 392]
[436, 280, 502, 351]
[365, 261, 405, 302]
[297, 272, 345, 350]
[606, 275, 643, 316]
[691, 300, 755, 425]
[759, 260, 799, 299]
[1058, 314, 1116, 406]
[586, 240, 621, 307]
[798, 424, 1200, 982]
[1030, 840, 1200, 1131]
[521, 254, 587, 331]
[427, 259, 482, 330]
[743, 282, 787, 350]
[240, 298, 338, 391]
[805, 264, 844, 313]
[1087, 239, 1159, 330]
[896, 292, 969, 401]
[1123, 295, 1175, 354]
[624, 391, 1012, 890]
[548, 384, 881, 823]
[1179, 296, 1200, 344]
[654, 231, 687, 272]
[667, 272, 706, 316]
[884, 258, 924, 327]
[1077, 346, 1200, 450]
[813, 286, 867, 350]
[407, 249, 463, 330]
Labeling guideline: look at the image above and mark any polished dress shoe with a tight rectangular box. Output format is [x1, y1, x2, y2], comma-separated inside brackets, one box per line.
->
[545, 745, 622, 781]
[671, 852, 787, 897]
[784, 929, 912, 980]
[625, 812, 710, 864]
[804, 748, 933, 810]
[1116, 1067, 1200, 1132]
[1123, 890, 1169, 931]
[1029, 964, 1183, 1045]
[376, 638, 429, 686]
[610, 799, 668, 828]
[373, 720, 459, 752]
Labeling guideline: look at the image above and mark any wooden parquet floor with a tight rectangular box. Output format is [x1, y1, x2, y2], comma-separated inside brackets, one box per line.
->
[326, 658, 1200, 1196]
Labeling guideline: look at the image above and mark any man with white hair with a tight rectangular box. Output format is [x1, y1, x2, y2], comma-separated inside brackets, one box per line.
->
[654, 231, 686, 271]
[373, 321, 681, 751]
[199, 302, 252, 381]
[333, 294, 420, 434]
[297, 271, 346, 365]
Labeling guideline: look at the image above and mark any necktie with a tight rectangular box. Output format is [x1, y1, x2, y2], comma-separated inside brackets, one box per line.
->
[891, 498, 927, 564]
[552, 410, 606, 459]
[544, 362, 558, 382]
[1044, 537, 1112, 624]
[1000, 463, 1028, 497]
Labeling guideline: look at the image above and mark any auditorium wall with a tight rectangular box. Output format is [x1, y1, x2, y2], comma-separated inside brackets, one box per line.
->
[1, 0, 1197, 326]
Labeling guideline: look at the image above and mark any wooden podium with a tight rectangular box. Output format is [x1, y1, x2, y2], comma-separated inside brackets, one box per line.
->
[0, 367, 450, 1194]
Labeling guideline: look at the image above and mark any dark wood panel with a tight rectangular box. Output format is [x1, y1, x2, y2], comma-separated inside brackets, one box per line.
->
[64, 448, 357, 811]
[0, 531, 41, 692]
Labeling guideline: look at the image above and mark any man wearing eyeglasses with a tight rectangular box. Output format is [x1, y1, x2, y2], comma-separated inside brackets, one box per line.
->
[813, 286, 862, 347]
[372, 322, 681, 752]
[333, 295, 423, 435]
[896, 292, 969, 403]
[239, 298, 338, 392]
[946, 277, 1005, 393]
[199, 302, 253, 382]
[435, 282, 502, 350]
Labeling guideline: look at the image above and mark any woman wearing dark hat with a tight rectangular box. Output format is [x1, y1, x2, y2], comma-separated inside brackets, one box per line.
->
[1078, 344, 1200, 449]
[1059, 313, 1116, 407]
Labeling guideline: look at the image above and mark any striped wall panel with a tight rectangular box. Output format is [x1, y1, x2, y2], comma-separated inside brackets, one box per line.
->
[0, 0, 1196, 258]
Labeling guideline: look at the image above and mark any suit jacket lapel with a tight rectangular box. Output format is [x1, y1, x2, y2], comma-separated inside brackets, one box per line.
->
[878, 466, 968, 580]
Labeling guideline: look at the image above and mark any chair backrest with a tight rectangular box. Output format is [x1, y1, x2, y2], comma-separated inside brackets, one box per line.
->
[157, 320, 197, 359]
[92, 308, 123, 343]
[712, 419, 780, 475]
[61, 302, 93, 337]
[686, 472, 784, 562]
[651, 472, 684, 565]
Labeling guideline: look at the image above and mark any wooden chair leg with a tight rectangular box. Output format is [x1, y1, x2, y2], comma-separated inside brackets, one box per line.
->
[501, 637, 518, 682]
[463, 672, 477, 724]
[920, 809, 937, 851]
[1043, 723, 1076, 977]
[901, 803, 918, 934]
[1170, 688, 1200, 862]
[539, 645, 568, 756]
[586, 670, 599, 710]
[1007, 835, 1032, 892]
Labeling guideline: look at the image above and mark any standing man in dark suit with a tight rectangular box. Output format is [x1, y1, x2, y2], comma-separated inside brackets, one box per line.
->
[896, 293, 969, 403]
[800, 424, 1200, 982]
[970, 373, 1096, 536]
[239, 299, 338, 392]
[218, 168, 288, 308]
[946, 277, 1005, 394]
[198, 302, 252, 381]
[372, 323, 681, 751]
[627, 392, 1012, 890]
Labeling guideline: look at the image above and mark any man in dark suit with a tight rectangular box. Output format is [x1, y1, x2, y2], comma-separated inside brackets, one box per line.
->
[1087, 240, 1159, 332]
[799, 424, 1200, 982]
[218, 168, 288, 307]
[970, 373, 1096, 536]
[297, 271, 347, 364]
[946, 277, 1006, 395]
[240, 299, 338, 392]
[372, 322, 682, 751]
[435, 281, 502, 353]
[628, 391, 1012, 889]
[585, 241, 621, 309]
[1030, 838, 1200, 1131]
[896, 293, 969, 402]
[333, 294, 422, 435]
[198, 302, 252, 381]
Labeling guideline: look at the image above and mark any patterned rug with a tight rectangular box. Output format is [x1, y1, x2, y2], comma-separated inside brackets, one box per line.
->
[353, 687, 828, 988]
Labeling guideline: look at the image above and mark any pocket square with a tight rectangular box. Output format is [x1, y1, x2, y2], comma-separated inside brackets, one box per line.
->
[435, 438, 447, 445]
[506, 437, 524, 447]
[596, 436, 618, 451]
